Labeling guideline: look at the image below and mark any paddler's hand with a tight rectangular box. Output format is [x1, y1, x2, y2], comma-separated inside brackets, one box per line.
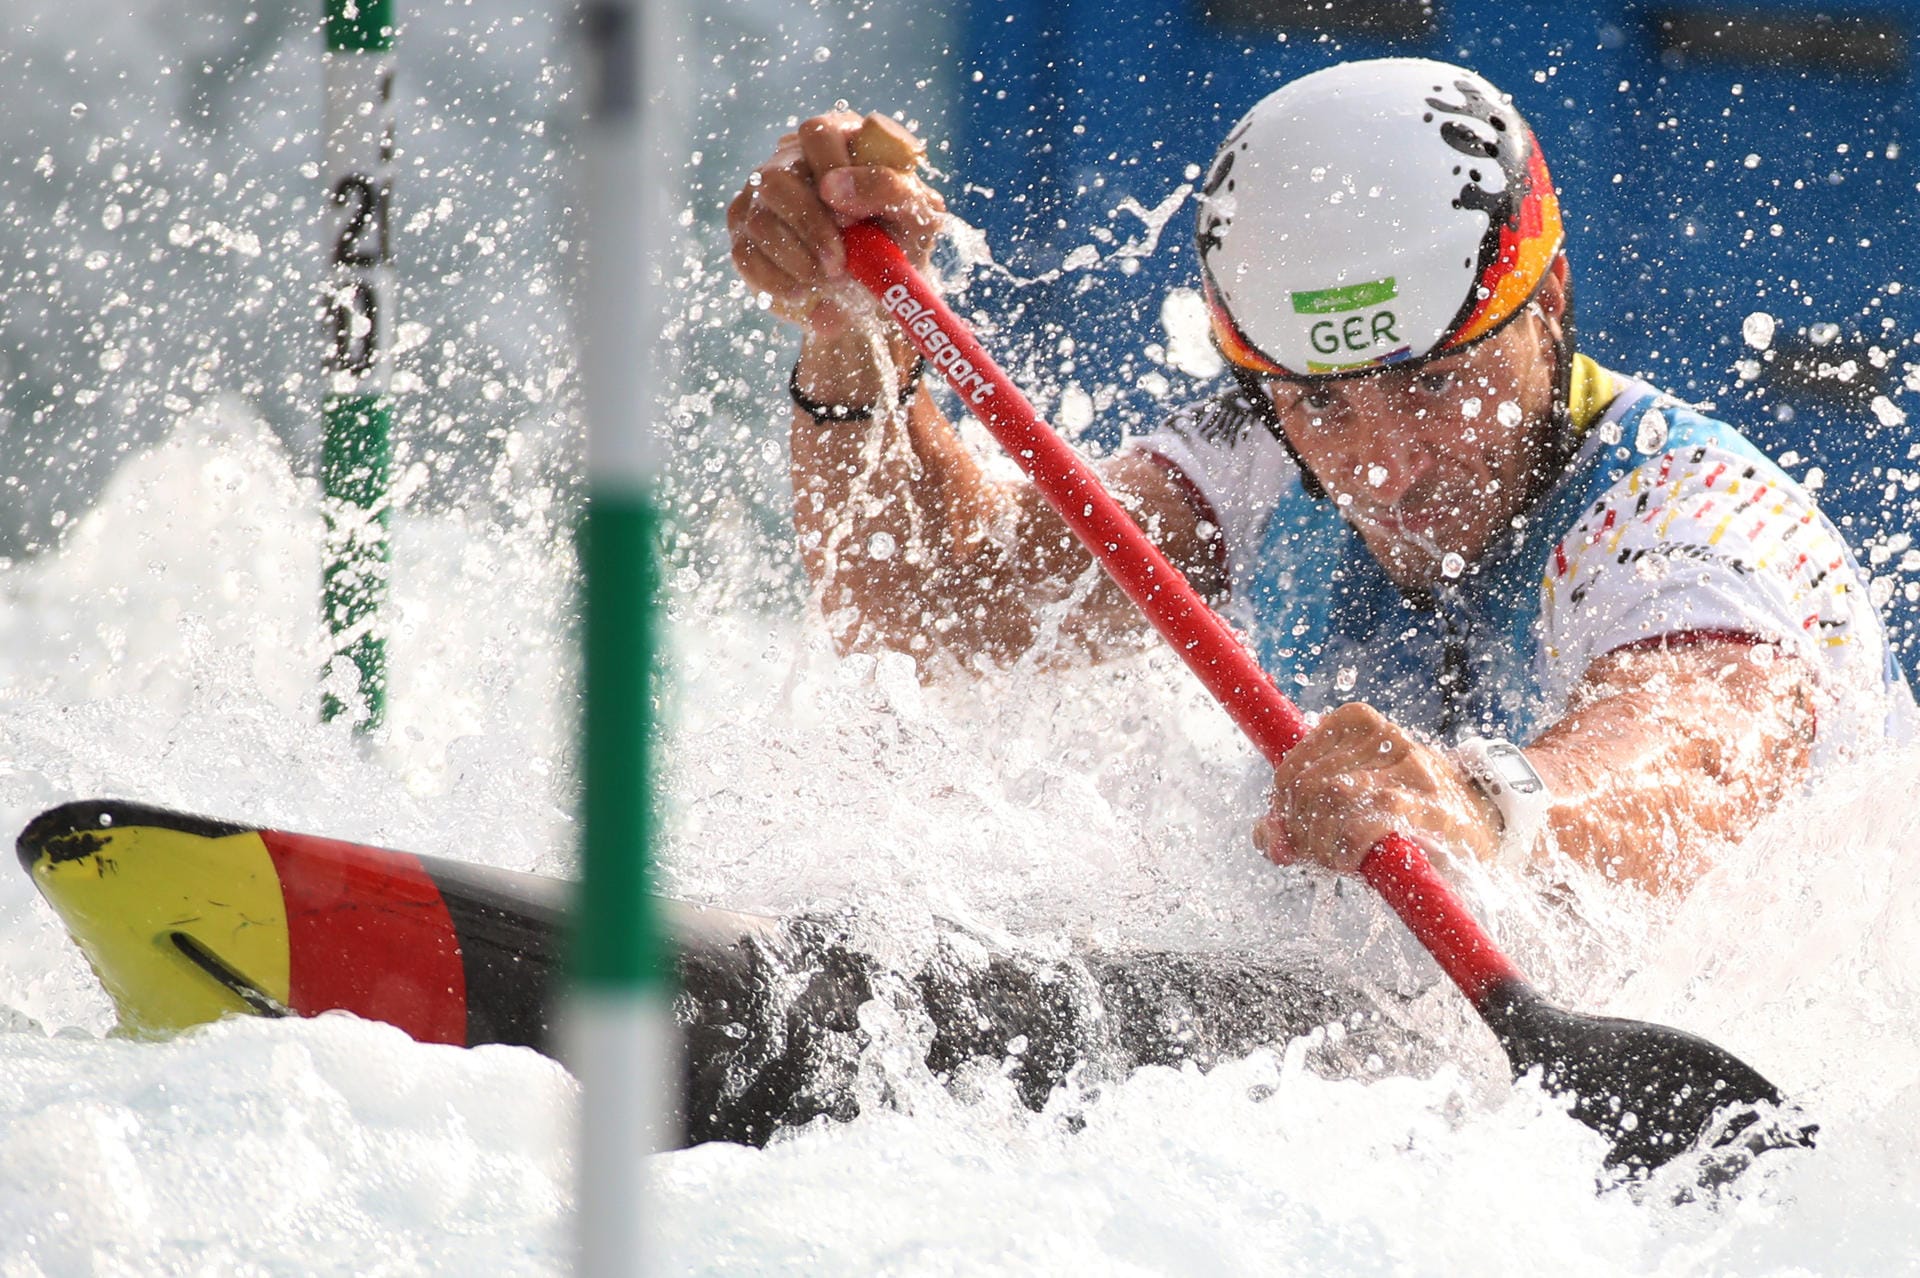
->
[727, 109, 946, 341]
[1252, 702, 1501, 874]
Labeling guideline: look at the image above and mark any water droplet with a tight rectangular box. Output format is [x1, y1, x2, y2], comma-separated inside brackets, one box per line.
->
[101, 203, 123, 230]
[69, 102, 87, 119]
[1058, 384, 1094, 432]
[812, 46, 832, 63]
[1366, 464, 1388, 488]
[1334, 666, 1357, 692]
[1635, 410, 1669, 454]
[1741, 312, 1775, 350]
[1495, 400, 1522, 428]
[1460, 397, 1482, 419]
[867, 531, 897, 560]
[1742, 153, 1761, 169]
[1441, 552, 1466, 579]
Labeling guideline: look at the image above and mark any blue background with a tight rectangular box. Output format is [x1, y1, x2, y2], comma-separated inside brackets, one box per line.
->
[948, 0, 1920, 656]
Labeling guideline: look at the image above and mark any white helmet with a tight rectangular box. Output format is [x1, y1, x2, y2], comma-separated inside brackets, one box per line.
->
[1198, 58, 1564, 379]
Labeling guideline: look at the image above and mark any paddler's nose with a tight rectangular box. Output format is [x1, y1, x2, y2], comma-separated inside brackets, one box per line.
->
[1272, 377, 1430, 509]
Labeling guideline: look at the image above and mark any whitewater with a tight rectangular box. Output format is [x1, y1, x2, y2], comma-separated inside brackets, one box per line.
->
[4, 1, 1920, 1274]
[0, 401, 1912, 1274]
[0, 395, 1917, 1275]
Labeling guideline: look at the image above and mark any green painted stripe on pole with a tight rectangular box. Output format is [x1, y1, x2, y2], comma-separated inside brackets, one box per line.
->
[574, 490, 671, 989]
[322, 394, 392, 506]
[321, 393, 391, 728]
[326, 0, 394, 53]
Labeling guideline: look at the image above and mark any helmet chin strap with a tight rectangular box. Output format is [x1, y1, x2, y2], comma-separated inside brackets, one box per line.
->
[1520, 281, 1581, 517]
[1228, 362, 1331, 501]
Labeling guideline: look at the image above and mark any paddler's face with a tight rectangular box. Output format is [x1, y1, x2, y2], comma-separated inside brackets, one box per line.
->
[1262, 287, 1565, 593]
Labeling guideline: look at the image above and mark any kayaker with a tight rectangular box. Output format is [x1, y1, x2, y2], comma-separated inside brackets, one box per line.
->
[726, 58, 1914, 893]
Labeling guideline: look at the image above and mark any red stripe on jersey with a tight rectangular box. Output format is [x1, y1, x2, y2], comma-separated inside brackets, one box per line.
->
[1138, 448, 1230, 584]
[1605, 627, 1770, 657]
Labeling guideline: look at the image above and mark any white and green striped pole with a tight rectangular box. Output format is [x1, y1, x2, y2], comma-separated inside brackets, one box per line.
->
[320, 0, 396, 732]
[571, 0, 685, 1272]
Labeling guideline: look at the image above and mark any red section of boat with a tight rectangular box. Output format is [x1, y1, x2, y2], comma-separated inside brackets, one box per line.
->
[260, 829, 469, 1045]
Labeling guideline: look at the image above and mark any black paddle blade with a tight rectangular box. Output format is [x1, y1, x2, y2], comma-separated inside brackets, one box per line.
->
[1480, 978, 1809, 1174]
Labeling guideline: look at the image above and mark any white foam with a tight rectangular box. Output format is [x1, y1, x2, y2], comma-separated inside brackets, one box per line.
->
[0, 395, 1917, 1273]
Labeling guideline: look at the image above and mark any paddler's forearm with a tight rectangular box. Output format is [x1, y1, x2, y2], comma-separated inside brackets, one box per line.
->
[790, 326, 1047, 664]
[1522, 641, 1814, 891]
[789, 333, 1192, 667]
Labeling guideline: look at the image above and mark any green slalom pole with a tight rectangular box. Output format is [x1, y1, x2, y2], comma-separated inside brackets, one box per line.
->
[320, 0, 396, 732]
[571, 0, 684, 1272]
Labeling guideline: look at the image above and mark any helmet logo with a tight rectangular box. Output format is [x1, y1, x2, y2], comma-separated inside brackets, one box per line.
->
[1428, 79, 1527, 235]
[1196, 122, 1249, 258]
[1426, 79, 1561, 350]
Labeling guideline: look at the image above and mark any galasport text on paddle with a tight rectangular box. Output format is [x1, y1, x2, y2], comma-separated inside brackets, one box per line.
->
[841, 221, 1796, 1173]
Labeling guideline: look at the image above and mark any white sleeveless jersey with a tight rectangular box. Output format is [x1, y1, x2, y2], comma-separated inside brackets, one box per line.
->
[1128, 371, 1914, 760]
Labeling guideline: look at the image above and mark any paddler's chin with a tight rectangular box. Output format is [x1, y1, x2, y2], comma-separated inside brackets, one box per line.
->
[1350, 508, 1486, 592]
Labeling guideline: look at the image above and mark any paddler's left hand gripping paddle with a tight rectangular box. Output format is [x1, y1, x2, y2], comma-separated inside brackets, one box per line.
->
[839, 223, 1813, 1175]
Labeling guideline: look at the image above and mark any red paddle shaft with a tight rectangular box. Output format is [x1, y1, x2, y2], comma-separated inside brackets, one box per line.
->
[842, 223, 1524, 1006]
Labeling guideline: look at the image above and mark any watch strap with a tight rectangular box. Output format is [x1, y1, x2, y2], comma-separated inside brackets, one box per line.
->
[1453, 736, 1552, 870]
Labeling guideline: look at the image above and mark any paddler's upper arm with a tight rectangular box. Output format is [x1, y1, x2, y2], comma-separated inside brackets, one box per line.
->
[1537, 436, 1903, 763]
[1558, 635, 1816, 777]
[1525, 635, 1815, 890]
[1100, 450, 1231, 603]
